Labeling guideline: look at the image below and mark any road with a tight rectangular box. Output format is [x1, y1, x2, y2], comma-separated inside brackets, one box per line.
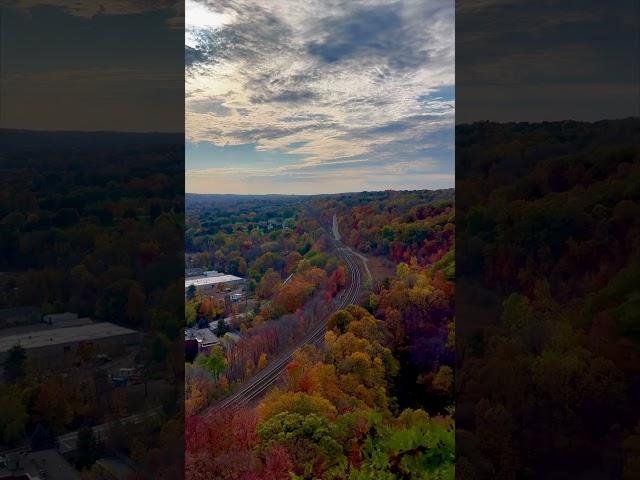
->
[209, 213, 366, 412]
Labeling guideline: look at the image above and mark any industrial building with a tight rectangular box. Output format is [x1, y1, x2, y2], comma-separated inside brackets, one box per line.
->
[184, 271, 244, 294]
[0, 320, 140, 366]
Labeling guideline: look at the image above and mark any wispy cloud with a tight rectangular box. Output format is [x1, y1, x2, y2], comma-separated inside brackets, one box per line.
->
[186, 0, 454, 193]
[456, 0, 637, 122]
[5, 0, 179, 17]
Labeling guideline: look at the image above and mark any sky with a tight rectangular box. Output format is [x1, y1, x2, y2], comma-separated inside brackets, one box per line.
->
[186, 0, 454, 194]
[0, 1, 183, 132]
[456, 0, 638, 123]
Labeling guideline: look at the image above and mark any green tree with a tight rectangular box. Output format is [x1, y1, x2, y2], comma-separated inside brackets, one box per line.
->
[76, 426, 98, 469]
[186, 284, 196, 300]
[257, 412, 346, 478]
[396, 262, 410, 280]
[328, 310, 354, 334]
[351, 411, 454, 480]
[213, 319, 229, 337]
[195, 346, 227, 380]
[185, 301, 198, 326]
[4, 344, 26, 383]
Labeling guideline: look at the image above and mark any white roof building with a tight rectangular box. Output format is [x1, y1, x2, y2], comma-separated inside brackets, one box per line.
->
[184, 274, 243, 289]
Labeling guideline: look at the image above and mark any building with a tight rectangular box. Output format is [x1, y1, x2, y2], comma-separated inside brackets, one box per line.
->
[230, 292, 244, 303]
[184, 272, 244, 294]
[0, 307, 41, 329]
[0, 321, 140, 366]
[43, 312, 77, 324]
[185, 327, 219, 355]
[42, 313, 93, 328]
[0, 448, 79, 480]
[185, 267, 203, 277]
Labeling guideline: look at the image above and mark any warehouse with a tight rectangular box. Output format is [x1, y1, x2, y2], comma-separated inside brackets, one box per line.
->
[184, 272, 244, 294]
[0, 321, 140, 366]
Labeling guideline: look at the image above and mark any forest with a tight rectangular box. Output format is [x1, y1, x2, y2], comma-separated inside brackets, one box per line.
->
[456, 118, 640, 479]
[0, 130, 185, 479]
[185, 189, 455, 479]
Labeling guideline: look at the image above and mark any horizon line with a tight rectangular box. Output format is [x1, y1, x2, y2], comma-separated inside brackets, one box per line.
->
[186, 187, 455, 196]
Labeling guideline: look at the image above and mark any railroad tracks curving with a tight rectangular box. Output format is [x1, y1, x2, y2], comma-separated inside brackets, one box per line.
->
[208, 216, 363, 413]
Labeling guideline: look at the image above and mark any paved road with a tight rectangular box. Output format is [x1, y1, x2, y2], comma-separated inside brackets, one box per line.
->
[209, 213, 366, 413]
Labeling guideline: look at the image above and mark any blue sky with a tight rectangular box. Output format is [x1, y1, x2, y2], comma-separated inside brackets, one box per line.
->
[186, 0, 454, 194]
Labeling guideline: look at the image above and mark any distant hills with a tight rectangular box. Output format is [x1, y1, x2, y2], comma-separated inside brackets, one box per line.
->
[186, 188, 455, 206]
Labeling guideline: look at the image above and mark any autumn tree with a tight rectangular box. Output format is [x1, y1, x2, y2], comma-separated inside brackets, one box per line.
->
[257, 412, 345, 478]
[256, 268, 281, 299]
[195, 346, 227, 381]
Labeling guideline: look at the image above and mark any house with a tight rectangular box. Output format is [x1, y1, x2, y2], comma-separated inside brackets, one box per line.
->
[194, 328, 219, 353]
[185, 327, 220, 355]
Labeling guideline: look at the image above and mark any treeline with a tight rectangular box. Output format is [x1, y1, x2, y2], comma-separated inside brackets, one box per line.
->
[311, 190, 454, 270]
[186, 189, 456, 478]
[186, 200, 335, 285]
[186, 265, 346, 414]
[186, 306, 454, 479]
[0, 130, 184, 477]
[0, 131, 184, 337]
[456, 119, 640, 478]
[185, 200, 349, 411]
[312, 191, 456, 413]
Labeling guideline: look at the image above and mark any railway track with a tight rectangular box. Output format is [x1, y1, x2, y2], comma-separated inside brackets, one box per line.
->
[208, 214, 364, 413]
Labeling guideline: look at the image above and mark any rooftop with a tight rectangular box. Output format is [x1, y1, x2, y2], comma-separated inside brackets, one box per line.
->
[185, 274, 243, 289]
[185, 328, 219, 346]
[0, 448, 78, 480]
[0, 322, 139, 354]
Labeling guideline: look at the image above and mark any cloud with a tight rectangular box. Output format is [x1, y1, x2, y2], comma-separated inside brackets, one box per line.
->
[4, 0, 179, 17]
[456, 0, 637, 122]
[186, 0, 454, 193]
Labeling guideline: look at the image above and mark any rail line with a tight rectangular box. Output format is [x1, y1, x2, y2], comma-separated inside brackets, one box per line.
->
[208, 213, 363, 413]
